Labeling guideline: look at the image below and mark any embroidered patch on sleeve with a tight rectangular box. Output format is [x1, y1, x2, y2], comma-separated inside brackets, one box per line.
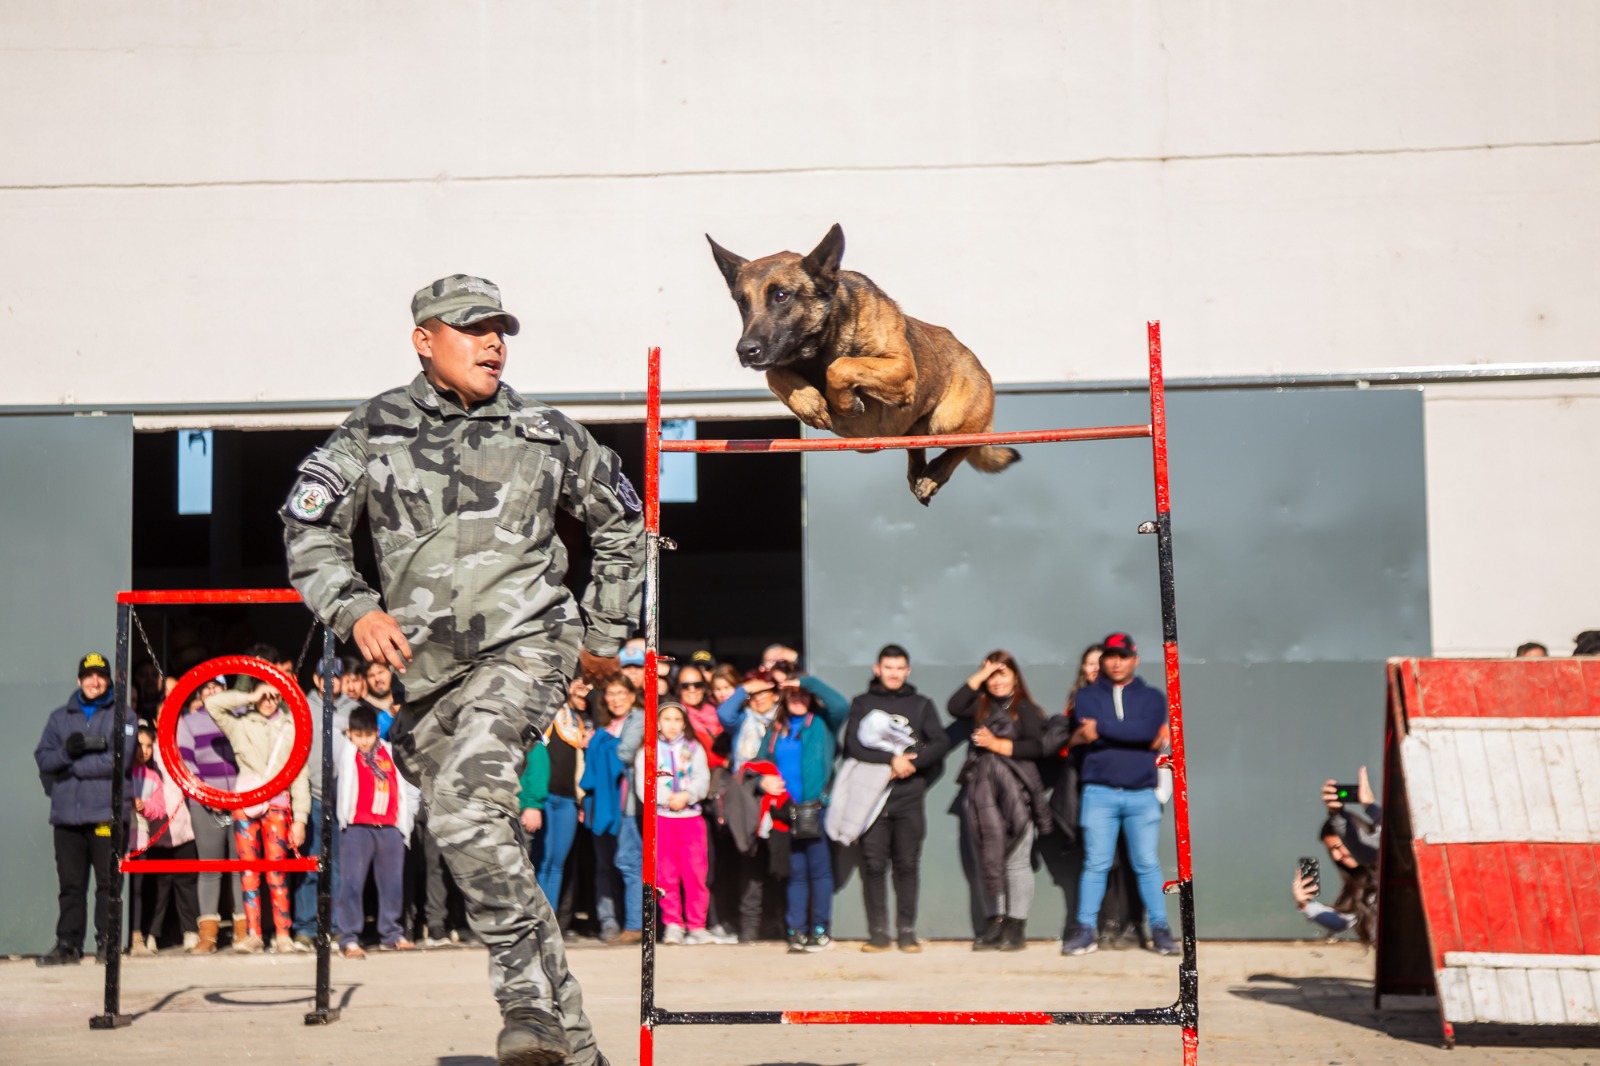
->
[614, 472, 643, 514]
[289, 480, 335, 522]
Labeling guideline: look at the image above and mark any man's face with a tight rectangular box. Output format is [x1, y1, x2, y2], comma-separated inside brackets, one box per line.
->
[873, 656, 910, 691]
[1101, 652, 1137, 684]
[365, 663, 393, 699]
[79, 673, 109, 701]
[414, 318, 509, 406]
[341, 672, 368, 701]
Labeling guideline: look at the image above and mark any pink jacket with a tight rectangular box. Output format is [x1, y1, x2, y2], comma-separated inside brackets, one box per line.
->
[130, 755, 195, 851]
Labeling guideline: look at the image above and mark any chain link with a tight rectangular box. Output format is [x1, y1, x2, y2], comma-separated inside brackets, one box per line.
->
[292, 623, 318, 677]
[129, 607, 165, 688]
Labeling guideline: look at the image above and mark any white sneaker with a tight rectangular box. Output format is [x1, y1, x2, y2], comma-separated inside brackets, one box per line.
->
[662, 924, 687, 946]
[701, 925, 738, 945]
[683, 928, 718, 945]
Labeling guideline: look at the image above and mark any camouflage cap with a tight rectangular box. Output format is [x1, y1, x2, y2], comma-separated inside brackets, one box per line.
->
[411, 274, 522, 336]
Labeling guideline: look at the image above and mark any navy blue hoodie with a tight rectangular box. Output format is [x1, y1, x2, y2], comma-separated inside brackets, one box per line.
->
[1073, 675, 1167, 790]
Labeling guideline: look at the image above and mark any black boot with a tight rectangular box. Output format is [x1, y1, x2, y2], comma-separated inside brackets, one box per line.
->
[972, 917, 1005, 952]
[36, 943, 83, 967]
[999, 917, 1026, 952]
[496, 1006, 569, 1066]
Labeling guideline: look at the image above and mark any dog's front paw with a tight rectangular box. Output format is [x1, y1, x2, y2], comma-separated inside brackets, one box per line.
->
[830, 388, 866, 417]
[787, 391, 833, 431]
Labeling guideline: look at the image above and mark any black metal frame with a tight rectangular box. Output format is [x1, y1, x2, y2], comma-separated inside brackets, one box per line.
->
[90, 606, 340, 1029]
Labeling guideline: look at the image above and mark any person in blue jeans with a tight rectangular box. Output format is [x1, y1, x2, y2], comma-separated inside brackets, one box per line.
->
[1061, 632, 1177, 958]
[521, 677, 592, 914]
[581, 674, 644, 944]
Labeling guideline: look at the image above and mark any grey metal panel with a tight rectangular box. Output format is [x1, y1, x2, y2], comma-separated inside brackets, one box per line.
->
[805, 388, 1427, 938]
[0, 415, 132, 955]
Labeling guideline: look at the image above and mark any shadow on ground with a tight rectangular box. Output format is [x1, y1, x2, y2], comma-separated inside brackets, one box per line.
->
[125, 983, 360, 1020]
[1232, 973, 1600, 1049]
[437, 1061, 860, 1066]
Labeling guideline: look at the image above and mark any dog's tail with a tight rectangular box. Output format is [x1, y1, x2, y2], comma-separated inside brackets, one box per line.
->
[967, 446, 1022, 474]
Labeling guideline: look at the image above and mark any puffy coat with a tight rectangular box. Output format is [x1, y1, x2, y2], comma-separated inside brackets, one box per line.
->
[34, 690, 135, 827]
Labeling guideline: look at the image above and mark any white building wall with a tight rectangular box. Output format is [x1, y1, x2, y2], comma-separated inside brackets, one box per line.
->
[1, 2, 1597, 653]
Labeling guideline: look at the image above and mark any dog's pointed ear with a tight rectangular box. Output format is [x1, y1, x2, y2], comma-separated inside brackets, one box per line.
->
[802, 224, 845, 289]
[706, 235, 748, 293]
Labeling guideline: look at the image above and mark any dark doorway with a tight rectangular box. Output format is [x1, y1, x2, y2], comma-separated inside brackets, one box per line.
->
[129, 417, 802, 682]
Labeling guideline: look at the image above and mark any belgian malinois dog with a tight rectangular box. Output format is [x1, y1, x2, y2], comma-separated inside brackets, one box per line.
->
[707, 223, 1020, 505]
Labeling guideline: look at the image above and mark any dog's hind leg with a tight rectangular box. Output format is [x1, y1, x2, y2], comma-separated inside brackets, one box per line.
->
[910, 447, 974, 506]
[906, 448, 928, 493]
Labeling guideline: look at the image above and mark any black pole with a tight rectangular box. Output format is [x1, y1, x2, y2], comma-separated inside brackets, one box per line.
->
[90, 604, 133, 1029]
[305, 625, 341, 1025]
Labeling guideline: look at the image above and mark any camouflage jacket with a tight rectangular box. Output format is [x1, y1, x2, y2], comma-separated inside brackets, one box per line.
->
[281, 373, 645, 701]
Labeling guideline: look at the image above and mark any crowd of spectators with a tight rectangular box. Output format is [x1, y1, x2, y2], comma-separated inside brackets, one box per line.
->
[55, 623, 1441, 964]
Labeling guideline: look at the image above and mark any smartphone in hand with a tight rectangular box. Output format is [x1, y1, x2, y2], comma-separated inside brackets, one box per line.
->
[1297, 856, 1320, 894]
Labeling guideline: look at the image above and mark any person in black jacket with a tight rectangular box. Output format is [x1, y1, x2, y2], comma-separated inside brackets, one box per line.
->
[949, 649, 1052, 951]
[33, 653, 134, 965]
[844, 644, 951, 953]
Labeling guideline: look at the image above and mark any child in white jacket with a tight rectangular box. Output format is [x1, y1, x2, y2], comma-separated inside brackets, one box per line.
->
[334, 703, 420, 957]
[634, 702, 712, 945]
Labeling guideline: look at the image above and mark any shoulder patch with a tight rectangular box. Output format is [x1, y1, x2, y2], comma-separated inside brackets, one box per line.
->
[289, 479, 336, 522]
[614, 472, 642, 514]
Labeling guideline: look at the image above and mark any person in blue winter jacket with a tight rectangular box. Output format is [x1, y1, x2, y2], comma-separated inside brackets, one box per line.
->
[33, 653, 136, 965]
[1059, 633, 1177, 958]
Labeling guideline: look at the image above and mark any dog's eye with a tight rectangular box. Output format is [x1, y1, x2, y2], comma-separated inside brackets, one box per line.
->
[772, 289, 790, 304]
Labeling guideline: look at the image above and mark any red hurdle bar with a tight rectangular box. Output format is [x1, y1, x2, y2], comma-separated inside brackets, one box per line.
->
[121, 858, 320, 873]
[116, 588, 304, 605]
[639, 325, 1202, 1066]
[659, 423, 1152, 453]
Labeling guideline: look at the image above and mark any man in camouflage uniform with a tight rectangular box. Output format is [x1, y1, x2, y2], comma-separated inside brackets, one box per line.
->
[282, 275, 643, 1066]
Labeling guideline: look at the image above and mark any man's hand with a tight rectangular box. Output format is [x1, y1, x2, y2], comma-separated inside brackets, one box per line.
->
[579, 649, 620, 686]
[353, 611, 413, 675]
[1291, 870, 1316, 909]
[290, 821, 307, 850]
[890, 752, 918, 779]
[520, 808, 543, 834]
[65, 732, 87, 758]
[1071, 718, 1099, 747]
[1357, 765, 1375, 806]
[1321, 779, 1343, 812]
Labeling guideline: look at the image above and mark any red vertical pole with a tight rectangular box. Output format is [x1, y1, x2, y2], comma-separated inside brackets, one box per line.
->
[640, 346, 663, 1066]
[1148, 321, 1199, 1060]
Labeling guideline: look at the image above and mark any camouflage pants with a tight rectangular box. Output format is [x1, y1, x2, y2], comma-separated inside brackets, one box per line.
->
[391, 658, 598, 1065]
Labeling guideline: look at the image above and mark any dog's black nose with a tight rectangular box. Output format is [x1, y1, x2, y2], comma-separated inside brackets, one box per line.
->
[736, 338, 764, 365]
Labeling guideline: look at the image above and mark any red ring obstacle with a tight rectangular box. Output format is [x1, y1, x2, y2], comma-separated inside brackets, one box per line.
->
[156, 655, 313, 812]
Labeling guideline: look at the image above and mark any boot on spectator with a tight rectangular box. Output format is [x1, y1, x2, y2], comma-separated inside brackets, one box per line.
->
[232, 916, 248, 947]
[999, 917, 1026, 951]
[191, 917, 219, 954]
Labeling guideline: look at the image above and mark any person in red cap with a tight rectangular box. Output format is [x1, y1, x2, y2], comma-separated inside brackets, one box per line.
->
[1060, 633, 1177, 958]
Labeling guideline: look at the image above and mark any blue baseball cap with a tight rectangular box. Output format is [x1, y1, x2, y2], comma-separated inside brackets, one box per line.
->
[619, 648, 647, 667]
